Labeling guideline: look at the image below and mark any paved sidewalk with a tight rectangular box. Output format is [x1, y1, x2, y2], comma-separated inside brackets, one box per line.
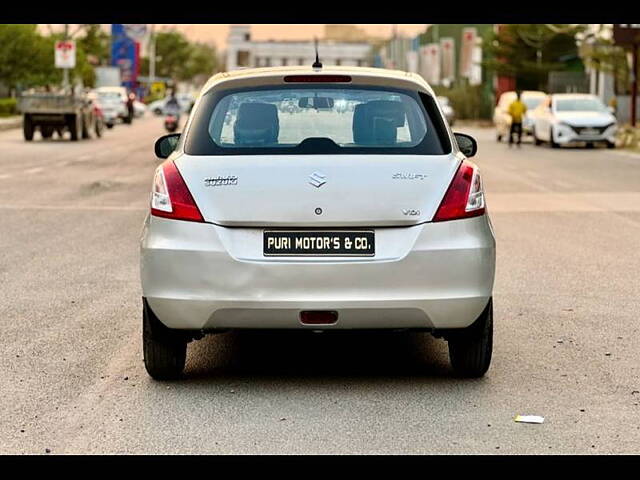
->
[0, 116, 22, 131]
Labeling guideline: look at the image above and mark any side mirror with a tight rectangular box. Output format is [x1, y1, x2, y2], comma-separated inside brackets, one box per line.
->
[154, 133, 181, 159]
[454, 132, 477, 158]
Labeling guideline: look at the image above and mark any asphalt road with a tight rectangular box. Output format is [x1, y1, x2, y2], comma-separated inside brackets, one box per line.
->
[1, 116, 639, 454]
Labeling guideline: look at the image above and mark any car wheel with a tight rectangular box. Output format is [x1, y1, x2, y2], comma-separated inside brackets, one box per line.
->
[586, 142, 594, 149]
[550, 128, 559, 149]
[106, 122, 114, 129]
[143, 299, 187, 380]
[606, 140, 616, 149]
[496, 132, 502, 142]
[68, 114, 81, 141]
[446, 298, 493, 378]
[40, 125, 54, 139]
[533, 127, 542, 146]
[23, 115, 34, 141]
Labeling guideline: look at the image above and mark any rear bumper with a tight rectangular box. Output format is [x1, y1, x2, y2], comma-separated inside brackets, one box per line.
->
[140, 215, 496, 331]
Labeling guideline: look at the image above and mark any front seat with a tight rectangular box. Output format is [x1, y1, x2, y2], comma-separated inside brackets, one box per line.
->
[352, 100, 406, 146]
[234, 102, 279, 145]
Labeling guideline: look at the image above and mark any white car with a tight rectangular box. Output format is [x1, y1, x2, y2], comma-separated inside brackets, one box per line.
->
[140, 66, 496, 380]
[133, 100, 147, 118]
[531, 93, 617, 148]
[494, 90, 546, 141]
[149, 93, 195, 115]
[94, 86, 130, 125]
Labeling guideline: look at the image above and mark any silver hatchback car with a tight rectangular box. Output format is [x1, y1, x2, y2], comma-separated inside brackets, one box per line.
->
[140, 66, 496, 380]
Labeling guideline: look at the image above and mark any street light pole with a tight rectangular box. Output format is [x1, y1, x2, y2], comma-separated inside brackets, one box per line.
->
[63, 24, 70, 90]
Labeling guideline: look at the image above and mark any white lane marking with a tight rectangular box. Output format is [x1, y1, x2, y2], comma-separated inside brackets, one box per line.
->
[24, 167, 44, 174]
[0, 173, 12, 180]
[0, 204, 147, 211]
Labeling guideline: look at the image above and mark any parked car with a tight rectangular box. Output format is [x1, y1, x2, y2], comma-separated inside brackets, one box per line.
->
[149, 93, 195, 115]
[531, 93, 617, 148]
[494, 90, 546, 142]
[437, 96, 456, 126]
[94, 86, 130, 126]
[140, 66, 496, 380]
[133, 100, 147, 118]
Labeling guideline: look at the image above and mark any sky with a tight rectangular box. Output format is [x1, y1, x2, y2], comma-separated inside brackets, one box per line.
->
[43, 24, 429, 50]
[163, 25, 428, 49]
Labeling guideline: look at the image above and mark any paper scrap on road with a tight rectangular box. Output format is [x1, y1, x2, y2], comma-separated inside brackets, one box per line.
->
[514, 415, 545, 424]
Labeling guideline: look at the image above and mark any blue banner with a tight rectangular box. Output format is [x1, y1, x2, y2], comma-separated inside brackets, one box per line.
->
[111, 24, 138, 90]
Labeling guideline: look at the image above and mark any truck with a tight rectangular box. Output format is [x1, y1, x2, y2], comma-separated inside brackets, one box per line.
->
[18, 89, 99, 141]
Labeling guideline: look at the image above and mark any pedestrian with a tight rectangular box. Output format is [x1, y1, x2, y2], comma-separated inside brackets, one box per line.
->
[508, 91, 527, 147]
[126, 91, 135, 124]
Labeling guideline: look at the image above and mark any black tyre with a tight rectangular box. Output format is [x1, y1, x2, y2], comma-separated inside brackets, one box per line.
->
[550, 128, 559, 149]
[496, 132, 502, 142]
[23, 115, 34, 141]
[533, 128, 542, 146]
[68, 114, 81, 141]
[586, 142, 594, 149]
[40, 125, 54, 139]
[447, 299, 493, 378]
[143, 299, 187, 380]
[606, 140, 616, 149]
[106, 122, 114, 129]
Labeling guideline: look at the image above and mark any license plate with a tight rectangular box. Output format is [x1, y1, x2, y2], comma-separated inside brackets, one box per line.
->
[263, 230, 375, 256]
[581, 128, 599, 135]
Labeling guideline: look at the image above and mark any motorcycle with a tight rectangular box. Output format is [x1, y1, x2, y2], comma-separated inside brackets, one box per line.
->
[163, 104, 180, 133]
[164, 112, 179, 133]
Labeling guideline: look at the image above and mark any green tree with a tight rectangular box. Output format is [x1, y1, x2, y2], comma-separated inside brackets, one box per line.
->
[183, 42, 220, 83]
[0, 24, 60, 92]
[482, 24, 585, 91]
[151, 31, 193, 81]
[76, 24, 110, 66]
[140, 31, 221, 84]
[579, 26, 631, 95]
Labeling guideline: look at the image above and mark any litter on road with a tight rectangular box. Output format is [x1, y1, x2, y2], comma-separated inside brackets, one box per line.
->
[514, 415, 545, 424]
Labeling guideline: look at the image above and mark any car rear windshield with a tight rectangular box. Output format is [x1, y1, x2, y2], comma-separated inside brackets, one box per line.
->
[184, 85, 450, 155]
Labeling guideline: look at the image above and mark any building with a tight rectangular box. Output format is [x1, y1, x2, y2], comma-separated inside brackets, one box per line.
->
[225, 25, 374, 71]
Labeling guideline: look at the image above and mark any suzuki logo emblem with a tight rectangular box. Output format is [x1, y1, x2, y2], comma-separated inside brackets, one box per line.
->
[309, 171, 327, 188]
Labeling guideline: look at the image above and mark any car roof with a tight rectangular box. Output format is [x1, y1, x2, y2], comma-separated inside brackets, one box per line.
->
[201, 66, 435, 96]
[550, 93, 598, 99]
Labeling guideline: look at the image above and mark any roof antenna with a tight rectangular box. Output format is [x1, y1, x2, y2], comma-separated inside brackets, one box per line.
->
[312, 37, 322, 69]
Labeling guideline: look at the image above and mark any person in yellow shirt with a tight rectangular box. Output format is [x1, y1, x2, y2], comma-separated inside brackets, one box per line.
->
[508, 91, 527, 147]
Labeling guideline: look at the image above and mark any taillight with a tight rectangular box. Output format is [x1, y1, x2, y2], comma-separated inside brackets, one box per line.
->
[150, 161, 204, 222]
[433, 160, 485, 222]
